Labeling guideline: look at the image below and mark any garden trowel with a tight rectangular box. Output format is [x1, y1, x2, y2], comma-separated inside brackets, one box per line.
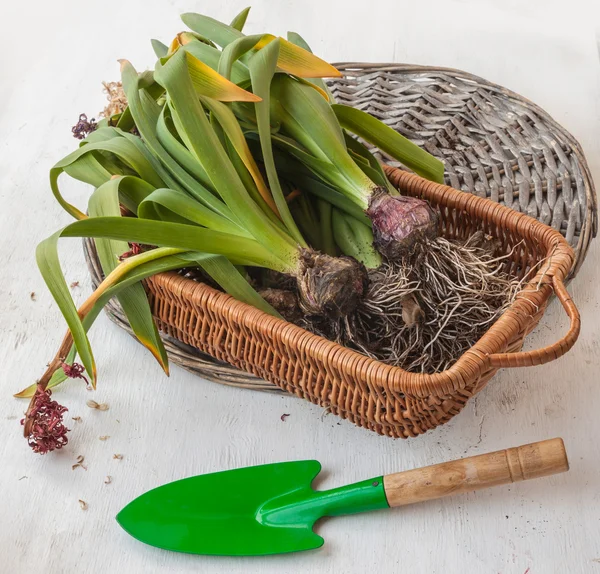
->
[117, 438, 568, 556]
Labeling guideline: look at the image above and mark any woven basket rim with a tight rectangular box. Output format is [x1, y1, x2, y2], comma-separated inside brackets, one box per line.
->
[139, 167, 575, 398]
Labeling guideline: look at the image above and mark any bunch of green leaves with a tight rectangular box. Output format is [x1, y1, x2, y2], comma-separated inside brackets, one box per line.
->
[19, 7, 444, 397]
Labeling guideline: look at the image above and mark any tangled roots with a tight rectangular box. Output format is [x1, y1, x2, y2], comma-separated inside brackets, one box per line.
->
[302, 234, 526, 374]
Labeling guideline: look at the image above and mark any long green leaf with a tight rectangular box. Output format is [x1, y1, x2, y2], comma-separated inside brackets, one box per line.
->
[88, 179, 169, 373]
[274, 75, 374, 205]
[248, 40, 306, 246]
[138, 187, 252, 237]
[218, 34, 263, 81]
[344, 132, 396, 193]
[51, 135, 166, 219]
[156, 104, 215, 192]
[60, 216, 295, 271]
[198, 94, 279, 218]
[332, 104, 445, 184]
[36, 230, 97, 385]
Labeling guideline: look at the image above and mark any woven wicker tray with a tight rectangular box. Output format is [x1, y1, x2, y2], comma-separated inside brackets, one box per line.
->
[86, 168, 580, 437]
[330, 63, 597, 276]
[85, 63, 594, 397]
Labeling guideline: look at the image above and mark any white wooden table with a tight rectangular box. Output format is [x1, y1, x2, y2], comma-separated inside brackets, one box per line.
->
[2, 1, 600, 572]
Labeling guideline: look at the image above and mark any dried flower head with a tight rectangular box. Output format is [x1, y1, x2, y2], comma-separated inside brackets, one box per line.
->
[100, 81, 127, 119]
[118, 242, 143, 261]
[61, 362, 90, 388]
[71, 113, 97, 140]
[21, 385, 69, 455]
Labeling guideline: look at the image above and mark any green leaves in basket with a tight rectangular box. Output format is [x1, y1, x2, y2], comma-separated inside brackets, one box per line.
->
[152, 49, 299, 264]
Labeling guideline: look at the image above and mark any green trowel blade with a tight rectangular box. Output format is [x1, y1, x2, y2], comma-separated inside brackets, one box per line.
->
[117, 460, 388, 556]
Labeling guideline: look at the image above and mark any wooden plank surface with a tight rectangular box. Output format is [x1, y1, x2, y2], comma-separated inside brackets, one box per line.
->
[1, 1, 599, 572]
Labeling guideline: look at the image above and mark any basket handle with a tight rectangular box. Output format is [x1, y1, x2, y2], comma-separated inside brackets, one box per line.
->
[487, 276, 580, 368]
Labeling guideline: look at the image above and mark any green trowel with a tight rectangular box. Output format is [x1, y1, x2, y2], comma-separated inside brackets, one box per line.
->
[117, 438, 568, 556]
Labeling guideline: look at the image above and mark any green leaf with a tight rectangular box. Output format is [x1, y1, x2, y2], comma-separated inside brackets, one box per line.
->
[332, 209, 381, 268]
[50, 133, 166, 219]
[267, 144, 371, 224]
[60, 216, 296, 271]
[332, 104, 445, 184]
[139, 187, 252, 237]
[317, 199, 336, 256]
[286, 32, 333, 99]
[181, 12, 244, 48]
[230, 6, 251, 31]
[180, 39, 250, 84]
[198, 94, 279, 218]
[248, 40, 306, 246]
[218, 34, 263, 81]
[274, 75, 373, 205]
[343, 132, 396, 192]
[156, 104, 215, 192]
[151, 39, 169, 58]
[36, 230, 97, 385]
[88, 179, 169, 373]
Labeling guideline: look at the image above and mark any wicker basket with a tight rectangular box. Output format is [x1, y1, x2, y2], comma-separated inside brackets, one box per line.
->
[85, 166, 580, 438]
[87, 63, 595, 401]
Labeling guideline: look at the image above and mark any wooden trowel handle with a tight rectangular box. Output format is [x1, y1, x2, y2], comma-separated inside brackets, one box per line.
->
[383, 438, 568, 508]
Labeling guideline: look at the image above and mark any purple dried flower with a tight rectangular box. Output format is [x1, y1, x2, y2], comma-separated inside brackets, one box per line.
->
[21, 385, 69, 455]
[61, 361, 90, 387]
[118, 242, 143, 261]
[71, 113, 97, 140]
